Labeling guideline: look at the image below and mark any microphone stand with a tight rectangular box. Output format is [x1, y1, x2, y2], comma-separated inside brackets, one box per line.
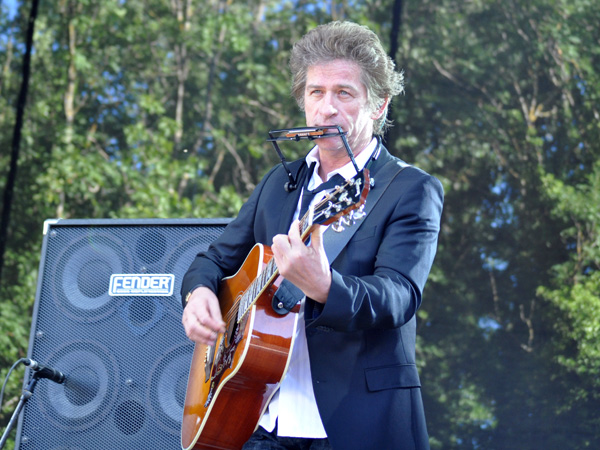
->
[0, 373, 41, 449]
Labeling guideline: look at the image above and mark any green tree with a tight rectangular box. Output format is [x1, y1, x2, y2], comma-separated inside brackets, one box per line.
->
[1, 1, 599, 448]
[380, 0, 600, 447]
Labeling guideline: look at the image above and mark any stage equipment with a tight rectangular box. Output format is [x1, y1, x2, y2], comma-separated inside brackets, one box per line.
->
[14, 218, 228, 450]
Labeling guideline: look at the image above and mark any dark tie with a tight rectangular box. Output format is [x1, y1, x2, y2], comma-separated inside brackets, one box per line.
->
[299, 173, 346, 219]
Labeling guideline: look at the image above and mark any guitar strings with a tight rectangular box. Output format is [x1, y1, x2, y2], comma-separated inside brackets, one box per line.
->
[219, 182, 350, 329]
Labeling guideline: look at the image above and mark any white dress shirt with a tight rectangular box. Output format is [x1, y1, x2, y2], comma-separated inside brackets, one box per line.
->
[258, 138, 379, 438]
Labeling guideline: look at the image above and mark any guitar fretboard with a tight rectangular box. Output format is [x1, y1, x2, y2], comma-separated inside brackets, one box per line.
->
[237, 257, 278, 323]
[235, 172, 366, 323]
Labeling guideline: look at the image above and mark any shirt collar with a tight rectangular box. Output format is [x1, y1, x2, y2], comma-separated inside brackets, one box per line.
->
[305, 137, 378, 189]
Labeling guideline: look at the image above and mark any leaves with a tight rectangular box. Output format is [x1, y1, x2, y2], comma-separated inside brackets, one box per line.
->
[1, 0, 599, 447]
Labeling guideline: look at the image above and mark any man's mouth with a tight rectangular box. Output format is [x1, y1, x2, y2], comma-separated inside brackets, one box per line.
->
[312, 125, 345, 135]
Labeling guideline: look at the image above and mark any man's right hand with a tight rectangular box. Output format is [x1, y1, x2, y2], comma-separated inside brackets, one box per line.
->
[181, 286, 226, 345]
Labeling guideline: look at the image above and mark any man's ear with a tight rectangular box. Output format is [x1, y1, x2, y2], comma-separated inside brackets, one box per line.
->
[371, 96, 390, 120]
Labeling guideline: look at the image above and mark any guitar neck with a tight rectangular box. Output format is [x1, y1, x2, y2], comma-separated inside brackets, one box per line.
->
[237, 257, 278, 323]
[237, 169, 369, 324]
[237, 219, 312, 323]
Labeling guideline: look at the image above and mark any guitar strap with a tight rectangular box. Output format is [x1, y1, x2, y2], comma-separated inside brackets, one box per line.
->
[272, 159, 410, 314]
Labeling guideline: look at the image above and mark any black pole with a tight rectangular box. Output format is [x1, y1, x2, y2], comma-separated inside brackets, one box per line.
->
[0, 375, 39, 449]
[0, 0, 40, 282]
[389, 0, 403, 66]
[384, 0, 403, 147]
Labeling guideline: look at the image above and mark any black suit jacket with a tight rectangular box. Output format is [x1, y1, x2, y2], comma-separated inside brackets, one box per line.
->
[181, 146, 444, 450]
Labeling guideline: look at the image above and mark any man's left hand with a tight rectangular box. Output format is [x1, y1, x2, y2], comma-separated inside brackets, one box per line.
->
[271, 220, 331, 303]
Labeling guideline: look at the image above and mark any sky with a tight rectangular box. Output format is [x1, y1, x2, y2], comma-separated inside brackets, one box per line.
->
[3, 0, 19, 20]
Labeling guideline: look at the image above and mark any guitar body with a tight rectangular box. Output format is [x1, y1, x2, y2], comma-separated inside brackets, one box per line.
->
[181, 243, 300, 450]
[181, 168, 370, 450]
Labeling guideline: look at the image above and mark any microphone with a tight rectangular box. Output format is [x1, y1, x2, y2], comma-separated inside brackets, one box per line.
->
[24, 358, 66, 384]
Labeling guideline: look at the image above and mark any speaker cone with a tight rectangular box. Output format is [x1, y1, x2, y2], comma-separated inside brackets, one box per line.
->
[50, 232, 133, 322]
[37, 340, 120, 432]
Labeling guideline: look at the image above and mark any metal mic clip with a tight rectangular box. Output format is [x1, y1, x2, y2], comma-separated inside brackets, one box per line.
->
[24, 358, 66, 384]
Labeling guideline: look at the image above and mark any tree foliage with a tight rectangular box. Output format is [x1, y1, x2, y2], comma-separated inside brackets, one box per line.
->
[1, 0, 598, 448]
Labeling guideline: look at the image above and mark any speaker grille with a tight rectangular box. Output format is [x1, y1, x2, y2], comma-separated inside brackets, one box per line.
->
[16, 219, 228, 449]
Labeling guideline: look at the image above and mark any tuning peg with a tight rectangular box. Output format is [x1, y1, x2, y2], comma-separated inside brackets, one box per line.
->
[338, 192, 352, 205]
[352, 205, 366, 221]
[348, 211, 358, 226]
[329, 201, 342, 213]
[332, 220, 345, 233]
[339, 216, 351, 227]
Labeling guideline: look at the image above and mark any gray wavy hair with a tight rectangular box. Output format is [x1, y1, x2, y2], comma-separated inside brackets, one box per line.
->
[289, 21, 404, 135]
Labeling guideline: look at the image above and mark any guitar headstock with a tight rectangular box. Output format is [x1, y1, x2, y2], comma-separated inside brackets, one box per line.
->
[301, 169, 371, 237]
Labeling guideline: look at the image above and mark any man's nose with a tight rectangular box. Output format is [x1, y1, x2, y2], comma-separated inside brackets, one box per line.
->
[318, 93, 338, 118]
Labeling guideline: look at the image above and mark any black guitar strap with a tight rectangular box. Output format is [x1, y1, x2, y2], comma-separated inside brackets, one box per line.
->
[272, 159, 410, 314]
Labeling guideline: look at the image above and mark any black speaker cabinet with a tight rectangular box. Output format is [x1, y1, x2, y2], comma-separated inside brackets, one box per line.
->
[15, 218, 230, 450]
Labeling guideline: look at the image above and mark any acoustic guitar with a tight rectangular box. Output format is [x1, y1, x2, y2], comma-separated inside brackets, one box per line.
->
[181, 169, 370, 450]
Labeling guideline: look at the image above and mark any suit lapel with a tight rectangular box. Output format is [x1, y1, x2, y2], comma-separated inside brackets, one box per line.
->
[365, 146, 409, 200]
[322, 146, 409, 264]
[367, 146, 398, 181]
[276, 159, 310, 234]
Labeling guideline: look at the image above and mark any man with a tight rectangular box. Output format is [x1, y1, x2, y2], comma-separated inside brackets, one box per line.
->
[181, 21, 443, 450]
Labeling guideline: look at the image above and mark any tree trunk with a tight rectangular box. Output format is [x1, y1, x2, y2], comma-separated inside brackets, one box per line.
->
[384, 0, 403, 147]
[0, 0, 40, 282]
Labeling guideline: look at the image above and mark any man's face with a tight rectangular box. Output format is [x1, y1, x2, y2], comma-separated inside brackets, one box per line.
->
[304, 59, 381, 156]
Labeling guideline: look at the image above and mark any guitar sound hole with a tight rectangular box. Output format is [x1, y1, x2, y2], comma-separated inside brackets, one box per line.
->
[225, 320, 238, 348]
